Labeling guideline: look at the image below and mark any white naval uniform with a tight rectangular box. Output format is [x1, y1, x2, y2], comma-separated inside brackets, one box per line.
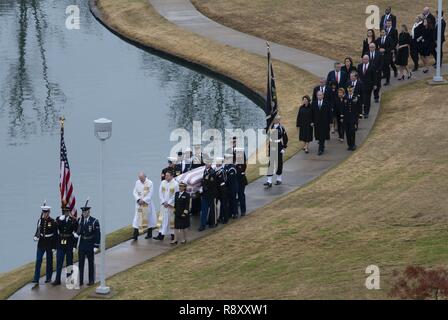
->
[132, 178, 156, 230]
[158, 179, 178, 236]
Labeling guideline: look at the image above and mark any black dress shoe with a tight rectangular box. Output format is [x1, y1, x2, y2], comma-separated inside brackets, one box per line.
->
[44, 279, 51, 284]
[198, 226, 205, 232]
[31, 283, 39, 290]
[153, 233, 164, 240]
[352, 145, 357, 151]
[52, 281, 61, 286]
[318, 150, 323, 156]
[79, 281, 84, 286]
[363, 114, 369, 119]
[87, 282, 94, 286]
[275, 181, 282, 185]
[384, 81, 390, 86]
[145, 228, 153, 239]
[263, 182, 272, 188]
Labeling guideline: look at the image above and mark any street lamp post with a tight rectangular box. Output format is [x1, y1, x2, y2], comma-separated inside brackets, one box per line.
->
[94, 118, 112, 295]
[433, 0, 444, 82]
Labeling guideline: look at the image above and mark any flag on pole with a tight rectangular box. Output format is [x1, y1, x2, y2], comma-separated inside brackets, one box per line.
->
[265, 42, 278, 130]
[59, 116, 77, 217]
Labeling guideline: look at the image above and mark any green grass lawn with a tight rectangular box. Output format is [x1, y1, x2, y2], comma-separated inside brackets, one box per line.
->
[76, 80, 448, 299]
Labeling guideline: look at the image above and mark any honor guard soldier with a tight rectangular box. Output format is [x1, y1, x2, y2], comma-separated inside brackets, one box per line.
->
[264, 115, 288, 188]
[214, 157, 228, 224]
[76, 202, 100, 286]
[53, 204, 78, 286]
[176, 149, 193, 174]
[191, 145, 204, 216]
[233, 146, 247, 217]
[224, 153, 238, 219]
[191, 144, 204, 169]
[32, 203, 57, 288]
[173, 181, 191, 245]
[199, 158, 217, 231]
[161, 157, 178, 181]
[341, 86, 359, 151]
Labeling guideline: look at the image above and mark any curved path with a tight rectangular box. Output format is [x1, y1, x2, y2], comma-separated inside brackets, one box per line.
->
[9, 0, 446, 300]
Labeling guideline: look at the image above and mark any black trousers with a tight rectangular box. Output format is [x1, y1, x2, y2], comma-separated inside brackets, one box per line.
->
[382, 60, 391, 82]
[335, 115, 344, 139]
[236, 177, 246, 215]
[410, 41, 419, 69]
[79, 248, 95, 284]
[344, 122, 356, 148]
[226, 186, 238, 218]
[362, 86, 373, 116]
[217, 190, 228, 223]
[318, 139, 326, 152]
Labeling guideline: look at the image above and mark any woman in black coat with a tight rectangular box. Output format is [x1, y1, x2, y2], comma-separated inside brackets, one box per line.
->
[172, 182, 191, 244]
[420, 19, 435, 73]
[396, 25, 412, 80]
[333, 87, 346, 142]
[362, 29, 377, 57]
[296, 95, 313, 153]
[341, 57, 357, 77]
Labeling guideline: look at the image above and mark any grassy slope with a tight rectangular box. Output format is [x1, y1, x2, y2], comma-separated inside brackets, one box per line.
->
[78, 80, 448, 299]
[192, 0, 448, 62]
[0, 226, 132, 300]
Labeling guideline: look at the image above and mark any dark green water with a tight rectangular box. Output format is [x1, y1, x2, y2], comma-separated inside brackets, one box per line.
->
[0, 0, 265, 272]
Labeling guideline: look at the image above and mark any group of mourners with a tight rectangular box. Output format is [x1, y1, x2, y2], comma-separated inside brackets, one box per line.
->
[296, 6, 445, 154]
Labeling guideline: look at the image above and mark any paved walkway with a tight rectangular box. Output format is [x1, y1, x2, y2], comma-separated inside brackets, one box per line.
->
[9, 0, 447, 300]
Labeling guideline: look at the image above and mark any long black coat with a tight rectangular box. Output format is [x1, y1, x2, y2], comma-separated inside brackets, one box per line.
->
[174, 191, 190, 229]
[357, 63, 377, 89]
[312, 100, 332, 141]
[296, 104, 313, 142]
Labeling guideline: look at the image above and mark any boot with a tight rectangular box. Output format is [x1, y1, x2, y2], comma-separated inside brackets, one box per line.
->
[145, 228, 153, 239]
[132, 228, 139, 241]
[153, 233, 164, 241]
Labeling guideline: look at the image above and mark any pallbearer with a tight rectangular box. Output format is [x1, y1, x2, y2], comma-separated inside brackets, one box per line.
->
[161, 157, 177, 181]
[233, 146, 247, 217]
[173, 181, 191, 245]
[132, 172, 156, 241]
[53, 203, 78, 286]
[199, 159, 217, 232]
[154, 171, 178, 241]
[224, 153, 238, 219]
[76, 202, 100, 286]
[32, 203, 57, 288]
[214, 157, 228, 224]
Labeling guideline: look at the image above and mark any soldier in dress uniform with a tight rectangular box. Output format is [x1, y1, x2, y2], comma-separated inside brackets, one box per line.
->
[190, 145, 204, 216]
[176, 148, 193, 174]
[341, 86, 359, 151]
[32, 203, 57, 288]
[154, 171, 179, 241]
[76, 203, 100, 286]
[173, 181, 191, 245]
[264, 115, 288, 188]
[224, 153, 238, 219]
[161, 157, 178, 181]
[233, 146, 247, 217]
[199, 159, 217, 231]
[214, 157, 228, 224]
[52, 204, 78, 286]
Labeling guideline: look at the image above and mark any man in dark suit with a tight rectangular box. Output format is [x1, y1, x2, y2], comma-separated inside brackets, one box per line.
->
[327, 62, 347, 89]
[376, 29, 394, 86]
[385, 19, 398, 78]
[357, 55, 377, 118]
[380, 6, 397, 30]
[312, 78, 332, 102]
[423, 7, 436, 26]
[347, 71, 363, 115]
[433, 11, 446, 66]
[367, 43, 383, 103]
[411, 16, 425, 71]
[312, 91, 332, 156]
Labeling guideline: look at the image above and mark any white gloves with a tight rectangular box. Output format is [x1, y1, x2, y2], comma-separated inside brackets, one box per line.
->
[59, 215, 66, 221]
[281, 149, 286, 154]
[73, 233, 79, 239]
[94, 248, 99, 253]
[33, 236, 39, 242]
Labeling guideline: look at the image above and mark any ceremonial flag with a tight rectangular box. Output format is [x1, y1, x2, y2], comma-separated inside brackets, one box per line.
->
[59, 117, 77, 217]
[265, 42, 278, 130]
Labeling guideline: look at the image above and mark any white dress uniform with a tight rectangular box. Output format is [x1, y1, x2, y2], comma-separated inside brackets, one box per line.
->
[158, 179, 179, 236]
[132, 178, 156, 231]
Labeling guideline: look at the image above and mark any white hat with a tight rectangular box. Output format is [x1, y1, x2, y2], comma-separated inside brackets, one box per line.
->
[214, 157, 224, 164]
[224, 153, 233, 159]
[184, 147, 192, 153]
[41, 205, 51, 211]
[234, 147, 245, 152]
[167, 156, 177, 163]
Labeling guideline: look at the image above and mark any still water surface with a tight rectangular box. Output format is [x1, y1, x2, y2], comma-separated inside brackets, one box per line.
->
[0, 0, 265, 272]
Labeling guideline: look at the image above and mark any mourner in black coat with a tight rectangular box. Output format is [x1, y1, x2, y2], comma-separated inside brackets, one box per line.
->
[357, 56, 377, 118]
[385, 19, 399, 77]
[366, 43, 383, 102]
[333, 88, 347, 142]
[326, 62, 348, 89]
[312, 78, 332, 102]
[173, 182, 191, 244]
[376, 29, 394, 85]
[32, 206, 57, 286]
[296, 95, 313, 153]
[312, 91, 333, 156]
[380, 7, 397, 30]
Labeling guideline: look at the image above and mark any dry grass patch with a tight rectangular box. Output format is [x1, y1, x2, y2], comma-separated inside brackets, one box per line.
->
[77, 80, 448, 300]
[192, 0, 448, 62]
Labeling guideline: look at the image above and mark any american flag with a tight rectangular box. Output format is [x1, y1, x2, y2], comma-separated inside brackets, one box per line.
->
[59, 118, 77, 217]
[265, 42, 278, 130]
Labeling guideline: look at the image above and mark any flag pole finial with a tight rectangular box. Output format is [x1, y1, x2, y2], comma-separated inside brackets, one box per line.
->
[59, 116, 65, 128]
